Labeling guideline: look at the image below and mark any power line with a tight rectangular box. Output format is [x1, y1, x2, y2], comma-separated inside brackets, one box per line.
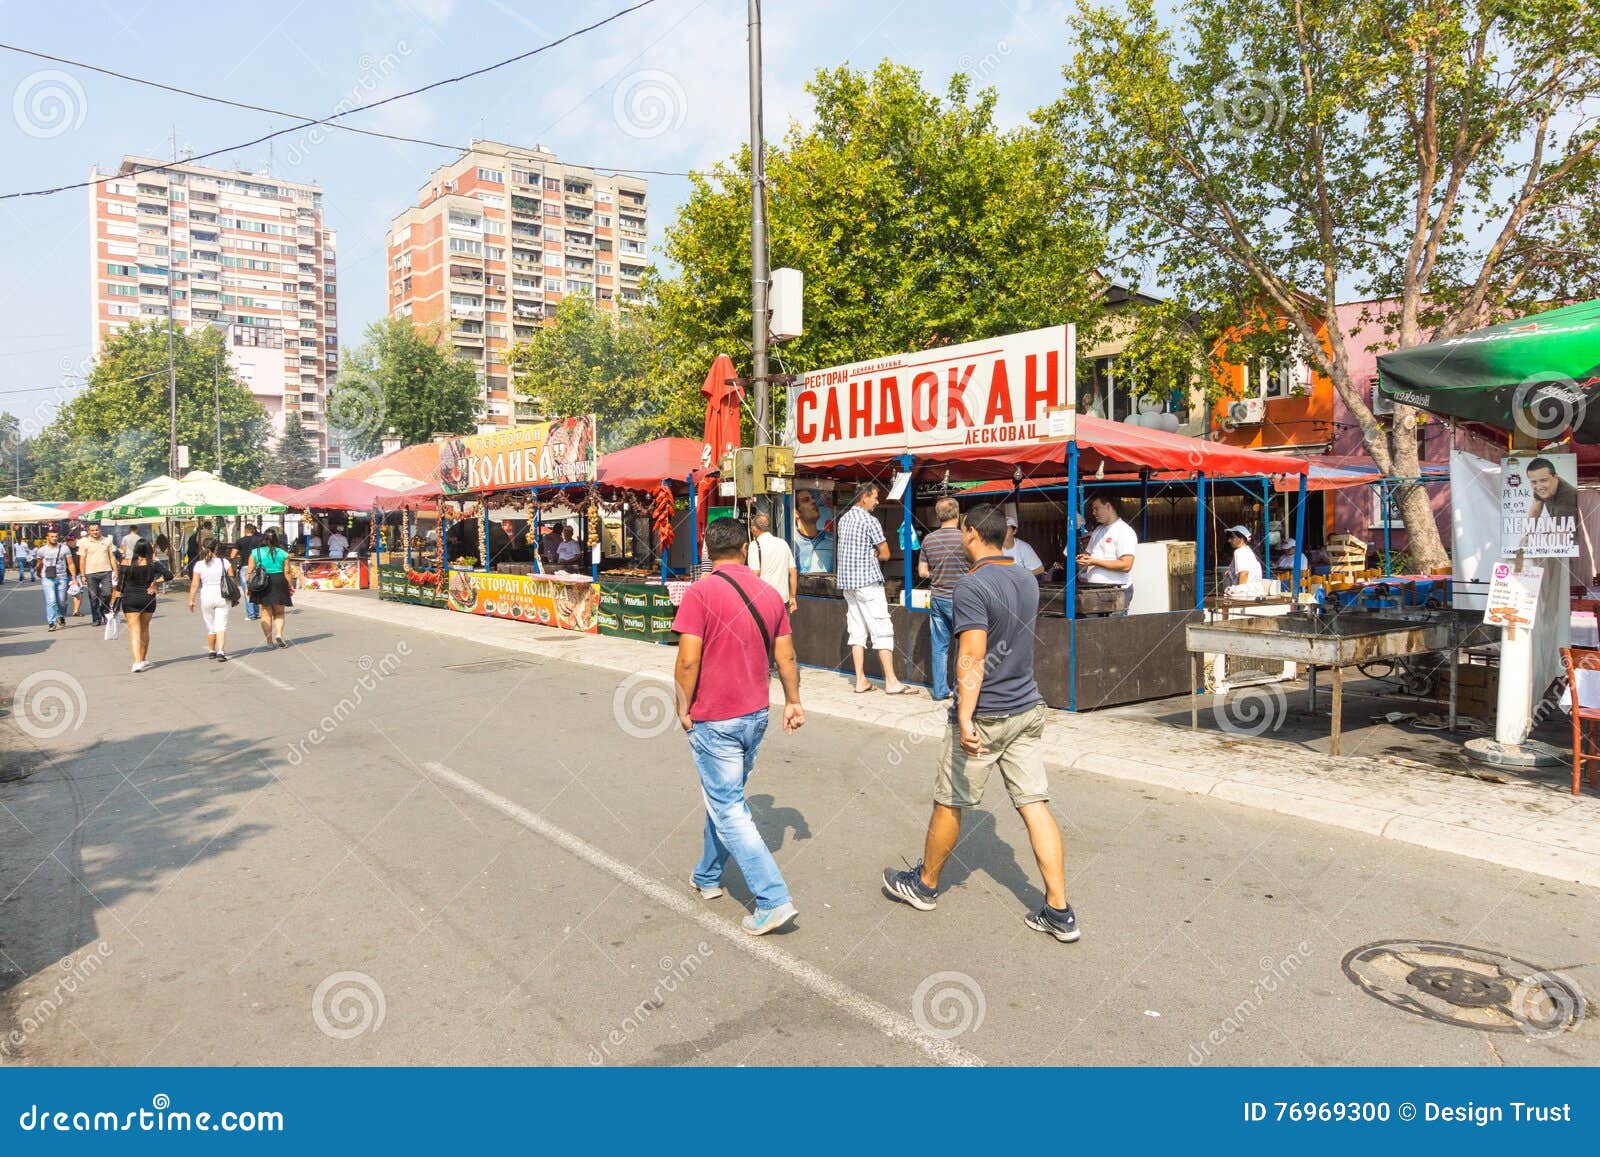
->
[0, 39, 691, 178]
[0, 0, 688, 201]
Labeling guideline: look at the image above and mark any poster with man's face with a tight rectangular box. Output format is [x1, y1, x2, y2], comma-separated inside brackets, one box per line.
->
[1501, 453, 1579, 558]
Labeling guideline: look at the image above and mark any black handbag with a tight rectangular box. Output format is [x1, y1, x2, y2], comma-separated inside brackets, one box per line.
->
[221, 562, 242, 606]
[246, 549, 271, 599]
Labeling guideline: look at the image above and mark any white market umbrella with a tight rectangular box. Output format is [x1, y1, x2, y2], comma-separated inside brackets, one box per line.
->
[95, 471, 287, 520]
[0, 495, 64, 522]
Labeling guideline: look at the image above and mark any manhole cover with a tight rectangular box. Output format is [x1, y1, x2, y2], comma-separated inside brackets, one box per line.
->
[443, 658, 536, 674]
[1342, 939, 1585, 1036]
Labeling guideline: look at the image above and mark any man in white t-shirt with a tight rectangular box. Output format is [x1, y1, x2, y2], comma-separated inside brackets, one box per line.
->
[1001, 515, 1045, 576]
[1074, 494, 1137, 615]
[745, 511, 798, 611]
[326, 529, 350, 559]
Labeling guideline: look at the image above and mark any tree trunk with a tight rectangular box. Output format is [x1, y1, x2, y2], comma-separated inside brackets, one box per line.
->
[1386, 407, 1449, 571]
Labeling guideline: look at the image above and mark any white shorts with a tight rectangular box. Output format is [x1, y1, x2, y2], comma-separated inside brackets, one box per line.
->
[843, 583, 894, 650]
[200, 593, 230, 634]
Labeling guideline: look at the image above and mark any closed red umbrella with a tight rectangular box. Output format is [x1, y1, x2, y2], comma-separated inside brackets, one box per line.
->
[699, 354, 743, 475]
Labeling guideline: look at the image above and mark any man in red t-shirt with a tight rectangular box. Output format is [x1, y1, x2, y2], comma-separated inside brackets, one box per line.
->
[672, 516, 806, 935]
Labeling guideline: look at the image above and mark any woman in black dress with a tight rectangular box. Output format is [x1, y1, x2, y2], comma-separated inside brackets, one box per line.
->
[112, 540, 166, 673]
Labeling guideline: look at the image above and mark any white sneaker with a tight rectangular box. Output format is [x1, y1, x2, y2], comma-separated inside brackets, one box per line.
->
[691, 879, 725, 901]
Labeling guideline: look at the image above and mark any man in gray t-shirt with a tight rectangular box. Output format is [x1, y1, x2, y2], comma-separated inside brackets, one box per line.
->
[880, 503, 1081, 944]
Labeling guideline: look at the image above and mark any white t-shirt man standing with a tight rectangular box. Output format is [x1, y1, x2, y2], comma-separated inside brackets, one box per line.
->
[326, 530, 350, 559]
[745, 512, 798, 611]
[1074, 496, 1138, 615]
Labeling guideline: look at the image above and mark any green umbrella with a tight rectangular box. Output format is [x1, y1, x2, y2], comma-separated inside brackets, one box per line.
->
[1376, 298, 1600, 440]
[94, 471, 287, 520]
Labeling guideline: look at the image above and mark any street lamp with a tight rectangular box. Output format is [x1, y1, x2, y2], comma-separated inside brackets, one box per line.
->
[204, 320, 228, 475]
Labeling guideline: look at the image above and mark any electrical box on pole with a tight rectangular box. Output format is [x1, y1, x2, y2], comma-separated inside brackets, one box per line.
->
[769, 268, 803, 342]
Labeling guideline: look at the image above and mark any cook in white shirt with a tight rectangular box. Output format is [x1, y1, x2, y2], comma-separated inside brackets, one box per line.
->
[1001, 515, 1045, 575]
[326, 530, 350, 559]
[1074, 495, 1138, 611]
[1224, 525, 1266, 596]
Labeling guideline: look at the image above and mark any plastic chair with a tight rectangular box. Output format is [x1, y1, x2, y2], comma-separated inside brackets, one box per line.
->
[1559, 646, 1600, 796]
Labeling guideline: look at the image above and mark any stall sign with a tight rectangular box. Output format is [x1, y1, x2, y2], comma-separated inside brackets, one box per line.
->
[1500, 453, 1579, 558]
[445, 569, 600, 633]
[291, 558, 368, 591]
[792, 326, 1070, 462]
[1482, 562, 1542, 630]
[438, 416, 597, 495]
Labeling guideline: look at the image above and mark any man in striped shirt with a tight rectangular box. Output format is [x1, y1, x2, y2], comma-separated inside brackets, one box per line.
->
[917, 497, 969, 701]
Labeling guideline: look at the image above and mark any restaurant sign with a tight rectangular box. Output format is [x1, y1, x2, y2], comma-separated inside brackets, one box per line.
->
[438, 416, 597, 495]
[791, 326, 1071, 462]
[445, 568, 600, 633]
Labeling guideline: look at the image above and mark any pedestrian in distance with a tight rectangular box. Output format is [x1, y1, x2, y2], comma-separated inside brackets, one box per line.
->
[836, 481, 918, 696]
[881, 502, 1081, 943]
[745, 511, 799, 612]
[75, 522, 118, 627]
[0, 534, 8, 584]
[232, 523, 263, 623]
[917, 497, 970, 702]
[35, 528, 75, 630]
[188, 535, 237, 662]
[14, 537, 33, 583]
[243, 528, 293, 649]
[672, 515, 806, 936]
[111, 539, 166, 673]
[153, 534, 175, 582]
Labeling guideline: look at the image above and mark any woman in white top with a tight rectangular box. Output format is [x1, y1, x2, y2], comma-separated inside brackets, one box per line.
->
[187, 535, 236, 661]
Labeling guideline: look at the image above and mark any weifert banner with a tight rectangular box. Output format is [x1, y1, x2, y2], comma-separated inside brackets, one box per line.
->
[438, 416, 597, 495]
[791, 326, 1071, 462]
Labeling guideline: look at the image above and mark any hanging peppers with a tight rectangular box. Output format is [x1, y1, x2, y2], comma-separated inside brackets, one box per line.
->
[651, 485, 676, 549]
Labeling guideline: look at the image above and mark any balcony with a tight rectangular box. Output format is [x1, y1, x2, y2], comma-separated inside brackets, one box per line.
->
[451, 304, 485, 320]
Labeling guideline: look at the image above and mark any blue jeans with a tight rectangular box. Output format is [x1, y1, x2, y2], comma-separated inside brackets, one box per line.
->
[688, 710, 790, 909]
[929, 596, 954, 700]
[244, 598, 260, 621]
[42, 575, 68, 624]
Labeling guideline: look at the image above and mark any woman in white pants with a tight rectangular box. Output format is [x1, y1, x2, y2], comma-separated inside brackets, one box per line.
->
[187, 536, 234, 661]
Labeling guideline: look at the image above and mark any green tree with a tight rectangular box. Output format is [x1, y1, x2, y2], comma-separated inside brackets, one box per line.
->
[266, 413, 321, 489]
[333, 318, 481, 459]
[650, 61, 1108, 431]
[507, 296, 673, 450]
[1043, 0, 1600, 568]
[30, 322, 270, 499]
[0, 411, 37, 496]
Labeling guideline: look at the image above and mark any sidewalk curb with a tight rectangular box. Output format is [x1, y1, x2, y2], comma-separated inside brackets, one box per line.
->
[297, 590, 1600, 890]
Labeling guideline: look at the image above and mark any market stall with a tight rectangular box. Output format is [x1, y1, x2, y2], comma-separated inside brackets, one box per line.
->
[787, 324, 1310, 710]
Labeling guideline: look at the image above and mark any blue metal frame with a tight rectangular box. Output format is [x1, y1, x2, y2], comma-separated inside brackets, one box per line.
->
[1066, 440, 1080, 713]
[1195, 472, 1207, 610]
[1381, 477, 1393, 575]
[900, 453, 914, 607]
[687, 473, 698, 571]
[1292, 472, 1308, 595]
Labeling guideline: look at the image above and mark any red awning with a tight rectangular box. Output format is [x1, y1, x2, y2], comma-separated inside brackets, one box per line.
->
[253, 484, 301, 503]
[597, 437, 705, 492]
[797, 416, 1308, 481]
[288, 477, 408, 511]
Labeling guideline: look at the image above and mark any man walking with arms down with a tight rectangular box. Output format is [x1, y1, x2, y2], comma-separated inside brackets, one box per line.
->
[837, 482, 917, 695]
[673, 516, 806, 935]
[917, 497, 969, 701]
[880, 503, 1081, 942]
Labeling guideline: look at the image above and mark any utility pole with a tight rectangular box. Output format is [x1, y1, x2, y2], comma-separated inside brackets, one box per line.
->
[747, 0, 771, 446]
[214, 343, 223, 473]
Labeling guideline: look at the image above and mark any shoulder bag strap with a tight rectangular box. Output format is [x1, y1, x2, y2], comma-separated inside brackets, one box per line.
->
[712, 570, 774, 659]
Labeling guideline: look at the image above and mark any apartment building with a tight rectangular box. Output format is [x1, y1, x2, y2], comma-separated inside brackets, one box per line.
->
[88, 157, 342, 467]
[386, 141, 648, 431]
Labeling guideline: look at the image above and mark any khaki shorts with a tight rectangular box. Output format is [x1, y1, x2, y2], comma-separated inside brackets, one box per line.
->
[934, 702, 1049, 808]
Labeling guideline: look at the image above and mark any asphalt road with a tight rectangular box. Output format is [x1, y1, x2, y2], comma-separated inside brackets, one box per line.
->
[1, 581, 1596, 1066]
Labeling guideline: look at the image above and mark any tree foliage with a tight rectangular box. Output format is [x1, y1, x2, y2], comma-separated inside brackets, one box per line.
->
[0, 411, 38, 497]
[333, 318, 481, 459]
[650, 61, 1109, 431]
[266, 412, 321, 489]
[507, 295, 675, 450]
[1043, 0, 1600, 566]
[29, 322, 270, 499]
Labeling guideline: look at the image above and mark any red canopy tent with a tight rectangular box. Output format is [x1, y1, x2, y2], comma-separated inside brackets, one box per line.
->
[289, 476, 414, 512]
[796, 416, 1308, 480]
[253, 484, 302, 503]
[596, 437, 705, 492]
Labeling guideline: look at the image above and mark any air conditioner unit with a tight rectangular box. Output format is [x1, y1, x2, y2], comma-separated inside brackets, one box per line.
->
[1369, 376, 1394, 417]
[1227, 397, 1266, 426]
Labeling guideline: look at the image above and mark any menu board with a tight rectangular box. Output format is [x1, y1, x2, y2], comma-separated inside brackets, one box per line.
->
[1483, 561, 1543, 631]
[445, 569, 600, 633]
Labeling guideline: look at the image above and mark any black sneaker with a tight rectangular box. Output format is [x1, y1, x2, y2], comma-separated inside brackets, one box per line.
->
[47, 622, 57, 632]
[881, 865, 938, 911]
[216, 652, 228, 663]
[1024, 903, 1081, 943]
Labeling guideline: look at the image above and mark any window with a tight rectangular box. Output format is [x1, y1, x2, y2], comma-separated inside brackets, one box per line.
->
[477, 192, 505, 208]
[597, 263, 613, 277]
[105, 283, 138, 297]
[510, 167, 538, 185]
[483, 219, 504, 236]
[596, 214, 612, 227]
[448, 237, 483, 255]
[485, 246, 505, 262]
[545, 252, 563, 269]
[105, 262, 136, 277]
[476, 167, 504, 183]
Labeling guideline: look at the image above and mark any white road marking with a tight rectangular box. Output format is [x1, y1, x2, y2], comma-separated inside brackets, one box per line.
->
[230, 658, 295, 692]
[422, 761, 984, 1067]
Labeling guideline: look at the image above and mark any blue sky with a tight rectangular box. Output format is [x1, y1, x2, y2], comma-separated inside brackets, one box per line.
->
[0, 0, 1078, 439]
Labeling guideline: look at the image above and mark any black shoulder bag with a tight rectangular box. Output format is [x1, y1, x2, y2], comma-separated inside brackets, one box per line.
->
[712, 570, 774, 662]
[246, 548, 271, 599]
